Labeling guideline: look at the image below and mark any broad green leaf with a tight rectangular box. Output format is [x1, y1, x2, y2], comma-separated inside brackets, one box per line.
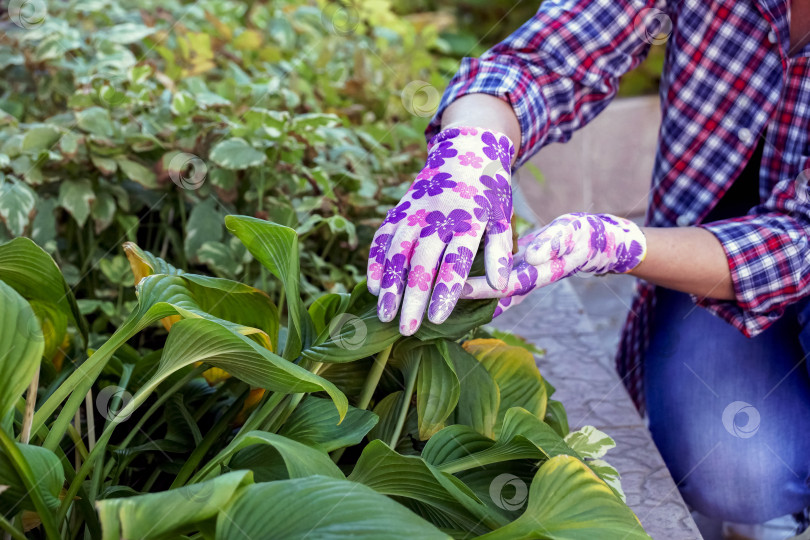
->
[0, 178, 36, 236]
[477, 456, 649, 540]
[0, 280, 43, 419]
[225, 215, 313, 360]
[31, 196, 57, 251]
[76, 107, 114, 137]
[415, 299, 497, 341]
[0, 237, 87, 340]
[216, 476, 450, 540]
[440, 340, 499, 438]
[463, 339, 548, 435]
[21, 125, 61, 152]
[308, 292, 350, 335]
[104, 22, 156, 44]
[122, 317, 347, 421]
[0, 443, 63, 514]
[29, 300, 68, 361]
[588, 459, 626, 503]
[481, 326, 545, 356]
[564, 426, 616, 460]
[544, 399, 570, 438]
[116, 157, 156, 188]
[278, 396, 377, 452]
[185, 198, 223, 260]
[58, 178, 95, 227]
[97, 470, 253, 540]
[423, 408, 579, 475]
[209, 138, 266, 170]
[217, 431, 343, 481]
[417, 345, 460, 439]
[348, 440, 498, 534]
[123, 241, 182, 282]
[302, 283, 400, 363]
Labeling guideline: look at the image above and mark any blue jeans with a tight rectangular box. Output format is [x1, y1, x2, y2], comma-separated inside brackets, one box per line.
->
[645, 287, 810, 523]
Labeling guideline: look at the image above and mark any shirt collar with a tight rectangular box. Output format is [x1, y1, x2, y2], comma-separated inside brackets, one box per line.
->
[754, 0, 791, 59]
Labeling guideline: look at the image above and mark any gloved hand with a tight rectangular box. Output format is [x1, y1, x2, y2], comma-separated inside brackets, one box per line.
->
[461, 212, 647, 317]
[367, 126, 516, 334]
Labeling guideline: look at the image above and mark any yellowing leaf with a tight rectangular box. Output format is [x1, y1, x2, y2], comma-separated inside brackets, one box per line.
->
[233, 29, 263, 51]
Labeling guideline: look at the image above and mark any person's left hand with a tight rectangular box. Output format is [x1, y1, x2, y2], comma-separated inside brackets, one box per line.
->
[461, 212, 647, 317]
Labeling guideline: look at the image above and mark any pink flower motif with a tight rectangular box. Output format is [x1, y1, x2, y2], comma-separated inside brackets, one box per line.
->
[369, 262, 383, 280]
[401, 239, 420, 263]
[457, 152, 483, 168]
[408, 265, 432, 291]
[416, 167, 440, 181]
[453, 182, 478, 199]
[437, 262, 454, 282]
[458, 127, 478, 136]
[407, 209, 428, 227]
[455, 221, 481, 237]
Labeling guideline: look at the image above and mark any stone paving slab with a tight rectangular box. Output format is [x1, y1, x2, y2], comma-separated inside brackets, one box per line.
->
[490, 279, 703, 540]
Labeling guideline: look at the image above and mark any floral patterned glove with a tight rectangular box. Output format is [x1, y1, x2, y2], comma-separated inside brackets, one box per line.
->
[367, 126, 516, 334]
[461, 212, 647, 317]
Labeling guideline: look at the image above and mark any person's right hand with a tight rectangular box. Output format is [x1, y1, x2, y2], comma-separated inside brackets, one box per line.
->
[367, 126, 516, 335]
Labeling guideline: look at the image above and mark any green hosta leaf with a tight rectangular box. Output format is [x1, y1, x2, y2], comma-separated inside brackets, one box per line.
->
[588, 459, 626, 503]
[308, 292, 350, 335]
[463, 339, 548, 435]
[302, 282, 400, 364]
[185, 198, 223, 260]
[76, 107, 114, 138]
[367, 390, 407, 445]
[224, 431, 344, 481]
[415, 299, 498, 341]
[476, 455, 649, 540]
[90, 153, 117, 175]
[171, 91, 196, 116]
[31, 195, 58, 252]
[198, 241, 241, 279]
[348, 440, 498, 534]
[0, 443, 63, 514]
[0, 237, 86, 341]
[544, 399, 570, 438]
[440, 340, 499, 438]
[0, 280, 43, 418]
[116, 157, 156, 188]
[58, 178, 95, 227]
[103, 22, 156, 44]
[97, 470, 253, 540]
[278, 396, 377, 452]
[0, 178, 36, 236]
[21, 125, 61, 152]
[210, 138, 266, 170]
[423, 408, 579, 475]
[225, 215, 313, 360]
[417, 345, 460, 439]
[121, 317, 347, 421]
[564, 426, 616, 460]
[216, 476, 450, 540]
[29, 299, 68, 361]
[481, 326, 545, 356]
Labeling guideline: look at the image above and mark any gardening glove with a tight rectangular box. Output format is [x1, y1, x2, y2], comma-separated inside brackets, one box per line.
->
[461, 212, 647, 317]
[367, 126, 516, 335]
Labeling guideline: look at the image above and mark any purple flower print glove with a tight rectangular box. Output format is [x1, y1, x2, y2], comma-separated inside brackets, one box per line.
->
[461, 213, 647, 317]
[367, 126, 516, 335]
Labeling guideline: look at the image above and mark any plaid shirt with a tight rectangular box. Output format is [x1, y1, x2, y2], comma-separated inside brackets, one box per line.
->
[427, 0, 810, 410]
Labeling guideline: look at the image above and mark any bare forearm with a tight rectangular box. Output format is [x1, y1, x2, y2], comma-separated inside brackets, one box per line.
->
[441, 94, 521, 166]
[629, 226, 735, 300]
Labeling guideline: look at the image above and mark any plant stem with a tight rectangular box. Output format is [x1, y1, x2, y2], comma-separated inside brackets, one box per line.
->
[20, 365, 39, 444]
[356, 344, 392, 411]
[84, 390, 95, 451]
[170, 387, 249, 488]
[389, 358, 419, 448]
[0, 514, 25, 540]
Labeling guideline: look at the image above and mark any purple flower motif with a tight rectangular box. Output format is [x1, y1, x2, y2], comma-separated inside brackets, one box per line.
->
[513, 262, 538, 297]
[381, 253, 407, 293]
[444, 246, 474, 277]
[586, 215, 608, 253]
[379, 292, 398, 320]
[426, 140, 458, 169]
[473, 173, 512, 232]
[429, 282, 462, 320]
[612, 240, 645, 273]
[481, 131, 514, 171]
[369, 234, 392, 265]
[494, 297, 512, 318]
[411, 172, 456, 199]
[498, 254, 512, 280]
[420, 209, 473, 242]
[382, 201, 410, 226]
[461, 282, 474, 296]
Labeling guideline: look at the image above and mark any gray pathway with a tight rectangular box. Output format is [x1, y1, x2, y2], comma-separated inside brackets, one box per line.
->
[490, 276, 703, 540]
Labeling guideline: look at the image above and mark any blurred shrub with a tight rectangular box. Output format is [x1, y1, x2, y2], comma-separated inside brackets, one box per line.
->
[0, 0, 445, 325]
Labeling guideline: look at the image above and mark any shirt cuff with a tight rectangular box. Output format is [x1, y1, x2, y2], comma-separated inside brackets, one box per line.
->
[425, 56, 551, 170]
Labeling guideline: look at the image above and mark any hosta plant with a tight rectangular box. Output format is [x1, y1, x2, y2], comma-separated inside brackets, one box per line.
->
[0, 216, 650, 539]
